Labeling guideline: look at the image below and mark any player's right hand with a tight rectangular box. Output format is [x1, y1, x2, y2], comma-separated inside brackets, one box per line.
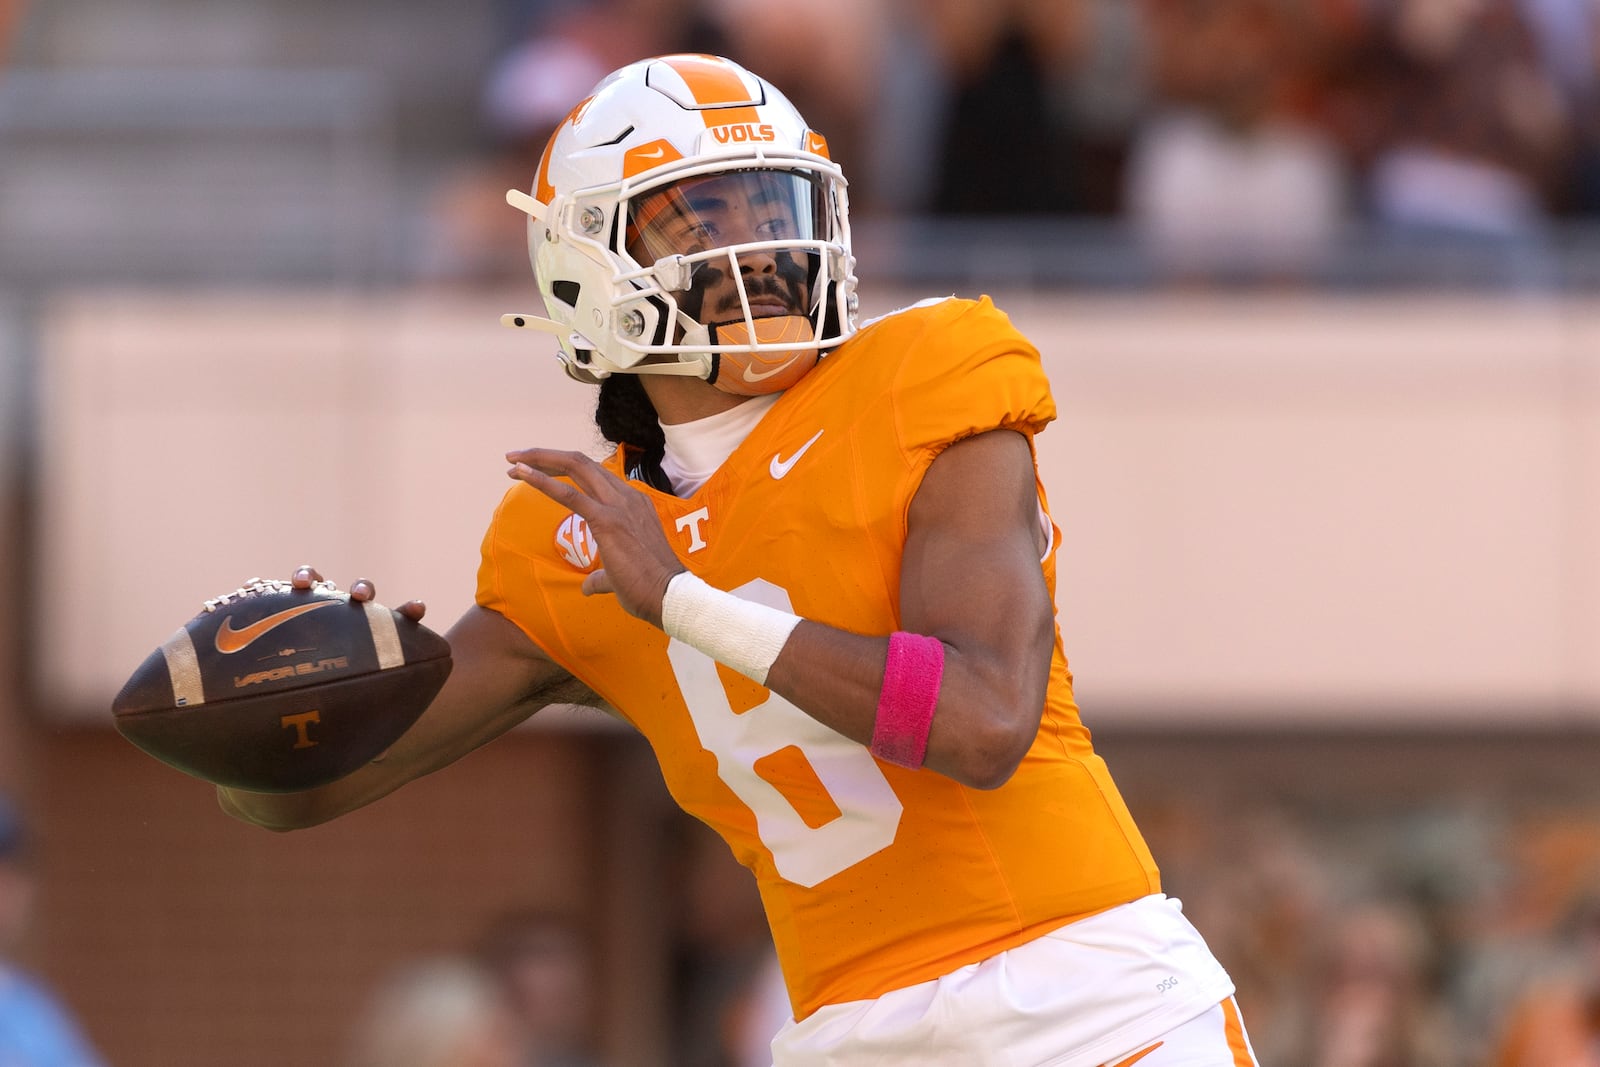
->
[504, 449, 685, 627]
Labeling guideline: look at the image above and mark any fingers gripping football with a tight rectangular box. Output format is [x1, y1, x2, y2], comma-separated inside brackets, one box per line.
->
[292, 565, 426, 623]
[506, 448, 685, 627]
[113, 572, 451, 792]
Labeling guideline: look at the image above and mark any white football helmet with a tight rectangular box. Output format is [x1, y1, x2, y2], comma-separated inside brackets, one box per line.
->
[503, 54, 858, 395]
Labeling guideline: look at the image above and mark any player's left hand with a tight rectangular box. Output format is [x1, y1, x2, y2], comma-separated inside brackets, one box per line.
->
[290, 565, 427, 623]
[506, 448, 684, 627]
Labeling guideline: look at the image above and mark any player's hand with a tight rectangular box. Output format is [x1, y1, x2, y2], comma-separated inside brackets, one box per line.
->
[291, 565, 426, 622]
[505, 448, 684, 627]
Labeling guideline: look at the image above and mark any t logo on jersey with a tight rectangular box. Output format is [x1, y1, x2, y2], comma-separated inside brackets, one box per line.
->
[675, 507, 710, 553]
[555, 513, 600, 571]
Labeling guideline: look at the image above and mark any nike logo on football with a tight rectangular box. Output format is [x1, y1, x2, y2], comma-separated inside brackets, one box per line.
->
[770, 430, 824, 479]
[215, 601, 339, 654]
[635, 145, 666, 159]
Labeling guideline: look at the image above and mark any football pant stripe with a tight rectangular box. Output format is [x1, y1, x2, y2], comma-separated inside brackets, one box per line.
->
[1221, 997, 1258, 1066]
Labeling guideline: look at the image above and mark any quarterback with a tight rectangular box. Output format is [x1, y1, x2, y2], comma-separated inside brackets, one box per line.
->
[220, 54, 1259, 1067]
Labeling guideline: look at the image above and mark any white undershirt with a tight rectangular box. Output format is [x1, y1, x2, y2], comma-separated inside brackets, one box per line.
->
[659, 393, 780, 495]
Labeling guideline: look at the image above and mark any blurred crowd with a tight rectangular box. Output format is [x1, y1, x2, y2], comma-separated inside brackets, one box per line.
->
[342, 909, 609, 1067]
[1142, 796, 1600, 1067]
[7, 779, 1600, 1066]
[423, 0, 1600, 284]
[328, 793, 1600, 1067]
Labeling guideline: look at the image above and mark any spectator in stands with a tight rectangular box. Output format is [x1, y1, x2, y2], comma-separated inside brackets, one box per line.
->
[1123, 0, 1351, 283]
[664, 815, 780, 1067]
[0, 0, 25, 63]
[881, 0, 1089, 217]
[1304, 898, 1458, 1067]
[417, 1, 651, 282]
[1357, 0, 1571, 283]
[418, 0, 725, 282]
[1516, 0, 1600, 216]
[720, 946, 791, 1067]
[474, 910, 609, 1067]
[696, 0, 885, 210]
[344, 956, 524, 1067]
[1159, 805, 1333, 1067]
[0, 794, 109, 1067]
[1486, 880, 1600, 1067]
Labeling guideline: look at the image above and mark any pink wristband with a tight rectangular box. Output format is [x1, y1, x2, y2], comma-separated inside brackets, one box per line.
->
[870, 631, 945, 769]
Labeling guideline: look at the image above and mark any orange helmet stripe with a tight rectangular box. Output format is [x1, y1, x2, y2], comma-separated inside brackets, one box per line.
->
[659, 54, 760, 127]
[534, 96, 594, 205]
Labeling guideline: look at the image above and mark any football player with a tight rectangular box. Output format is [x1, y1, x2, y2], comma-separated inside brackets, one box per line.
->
[220, 54, 1259, 1067]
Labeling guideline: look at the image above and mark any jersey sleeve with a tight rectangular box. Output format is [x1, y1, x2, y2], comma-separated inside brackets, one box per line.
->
[474, 489, 518, 617]
[474, 482, 588, 667]
[887, 296, 1056, 457]
[473, 455, 656, 730]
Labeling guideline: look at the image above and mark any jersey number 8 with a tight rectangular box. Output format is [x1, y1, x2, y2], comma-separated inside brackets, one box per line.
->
[666, 579, 905, 887]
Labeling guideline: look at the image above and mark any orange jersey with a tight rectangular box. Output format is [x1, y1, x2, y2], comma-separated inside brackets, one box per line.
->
[477, 296, 1161, 1018]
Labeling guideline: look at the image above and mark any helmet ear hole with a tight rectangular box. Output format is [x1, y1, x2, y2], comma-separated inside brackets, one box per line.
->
[551, 280, 581, 308]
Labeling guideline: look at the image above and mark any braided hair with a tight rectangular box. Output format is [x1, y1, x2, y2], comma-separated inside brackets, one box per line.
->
[595, 373, 665, 468]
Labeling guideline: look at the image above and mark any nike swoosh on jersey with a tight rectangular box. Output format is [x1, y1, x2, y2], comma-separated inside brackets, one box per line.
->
[214, 600, 340, 654]
[770, 429, 824, 479]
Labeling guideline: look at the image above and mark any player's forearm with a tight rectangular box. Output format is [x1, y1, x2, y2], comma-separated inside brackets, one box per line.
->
[214, 711, 466, 830]
[763, 620, 1048, 790]
[657, 565, 1051, 789]
[215, 693, 532, 830]
[217, 612, 580, 830]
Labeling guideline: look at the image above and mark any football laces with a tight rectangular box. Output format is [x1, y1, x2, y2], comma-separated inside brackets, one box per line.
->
[202, 576, 343, 613]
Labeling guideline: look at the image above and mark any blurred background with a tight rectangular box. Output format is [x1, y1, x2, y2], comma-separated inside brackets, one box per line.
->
[3, 0, 1600, 1064]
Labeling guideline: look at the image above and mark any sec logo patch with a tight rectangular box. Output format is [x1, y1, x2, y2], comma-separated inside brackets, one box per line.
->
[555, 513, 600, 571]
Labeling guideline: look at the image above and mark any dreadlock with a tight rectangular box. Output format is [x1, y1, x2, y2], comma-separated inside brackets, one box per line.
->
[595, 373, 665, 460]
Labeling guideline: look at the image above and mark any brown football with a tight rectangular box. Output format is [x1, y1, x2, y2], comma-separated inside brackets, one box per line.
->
[112, 579, 451, 792]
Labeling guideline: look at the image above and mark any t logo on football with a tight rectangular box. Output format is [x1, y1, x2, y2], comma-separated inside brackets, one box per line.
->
[280, 710, 321, 750]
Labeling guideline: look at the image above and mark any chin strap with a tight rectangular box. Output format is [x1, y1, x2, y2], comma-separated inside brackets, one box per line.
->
[705, 315, 819, 396]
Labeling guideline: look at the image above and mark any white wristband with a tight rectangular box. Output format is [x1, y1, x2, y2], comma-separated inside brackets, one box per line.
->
[660, 572, 803, 686]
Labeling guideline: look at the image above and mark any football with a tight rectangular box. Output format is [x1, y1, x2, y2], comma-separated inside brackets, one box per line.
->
[112, 578, 452, 792]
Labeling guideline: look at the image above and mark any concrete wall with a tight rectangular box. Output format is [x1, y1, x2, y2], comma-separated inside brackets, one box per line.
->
[14, 285, 1600, 1065]
[32, 287, 1600, 728]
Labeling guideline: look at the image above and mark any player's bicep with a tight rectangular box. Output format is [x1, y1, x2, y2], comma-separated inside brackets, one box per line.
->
[902, 429, 1052, 641]
[900, 429, 1055, 781]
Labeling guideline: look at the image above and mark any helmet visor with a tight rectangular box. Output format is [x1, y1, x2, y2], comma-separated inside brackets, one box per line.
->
[625, 170, 828, 267]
